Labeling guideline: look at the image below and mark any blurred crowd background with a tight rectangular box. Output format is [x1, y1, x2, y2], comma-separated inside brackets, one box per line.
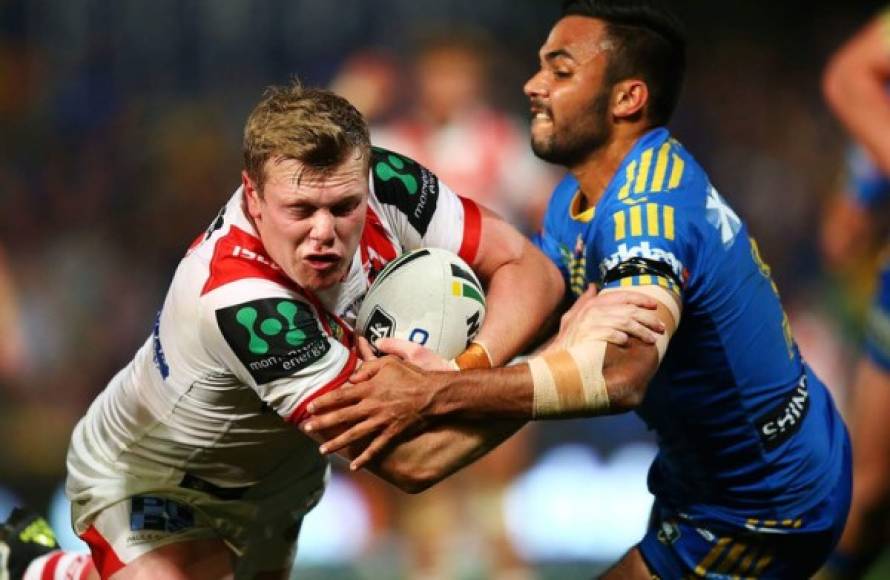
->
[1, 1, 888, 578]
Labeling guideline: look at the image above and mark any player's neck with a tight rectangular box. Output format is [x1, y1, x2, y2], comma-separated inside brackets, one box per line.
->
[569, 132, 639, 207]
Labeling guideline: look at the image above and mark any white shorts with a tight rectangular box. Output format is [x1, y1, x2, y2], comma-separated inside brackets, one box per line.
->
[79, 488, 313, 579]
[69, 452, 328, 579]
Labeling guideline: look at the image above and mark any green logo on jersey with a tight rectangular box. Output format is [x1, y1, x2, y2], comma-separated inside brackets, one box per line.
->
[374, 154, 418, 195]
[235, 301, 307, 354]
[216, 298, 330, 384]
[371, 147, 439, 237]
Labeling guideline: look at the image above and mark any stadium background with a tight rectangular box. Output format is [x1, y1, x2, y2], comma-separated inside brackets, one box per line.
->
[0, 0, 887, 578]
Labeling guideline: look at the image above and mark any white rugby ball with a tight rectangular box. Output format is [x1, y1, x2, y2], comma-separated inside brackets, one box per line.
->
[356, 248, 486, 358]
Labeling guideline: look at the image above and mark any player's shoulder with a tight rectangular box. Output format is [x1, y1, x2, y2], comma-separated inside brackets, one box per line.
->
[605, 129, 710, 211]
[185, 190, 296, 300]
[600, 130, 734, 241]
[369, 146, 441, 236]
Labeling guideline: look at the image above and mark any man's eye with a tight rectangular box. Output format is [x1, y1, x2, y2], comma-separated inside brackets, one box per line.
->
[554, 70, 572, 79]
[289, 206, 313, 218]
[332, 201, 360, 216]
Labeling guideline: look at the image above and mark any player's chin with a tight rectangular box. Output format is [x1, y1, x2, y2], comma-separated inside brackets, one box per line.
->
[295, 264, 345, 291]
[530, 136, 558, 162]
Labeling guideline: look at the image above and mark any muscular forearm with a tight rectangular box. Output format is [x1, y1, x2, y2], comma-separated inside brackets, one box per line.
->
[308, 404, 525, 493]
[431, 338, 659, 420]
[366, 419, 525, 493]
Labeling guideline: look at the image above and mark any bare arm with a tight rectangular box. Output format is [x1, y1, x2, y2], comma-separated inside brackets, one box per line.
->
[467, 207, 565, 366]
[305, 287, 676, 470]
[306, 417, 525, 493]
[823, 11, 890, 176]
[302, 336, 526, 492]
[363, 298, 671, 421]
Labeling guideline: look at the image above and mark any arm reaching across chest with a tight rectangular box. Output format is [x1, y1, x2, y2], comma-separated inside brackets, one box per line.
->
[303, 288, 671, 472]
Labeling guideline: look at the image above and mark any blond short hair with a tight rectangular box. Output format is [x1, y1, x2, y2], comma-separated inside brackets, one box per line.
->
[243, 81, 371, 191]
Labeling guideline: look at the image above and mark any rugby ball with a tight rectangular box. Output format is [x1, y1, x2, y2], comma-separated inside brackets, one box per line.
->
[356, 248, 486, 358]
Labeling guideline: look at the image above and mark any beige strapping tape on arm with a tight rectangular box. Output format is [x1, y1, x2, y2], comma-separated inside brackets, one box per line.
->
[530, 340, 608, 418]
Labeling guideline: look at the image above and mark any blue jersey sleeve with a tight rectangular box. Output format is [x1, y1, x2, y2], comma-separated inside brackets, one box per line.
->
[846, 144, 890, 208]
[595, 197, 694, 297]
[590, 135, 716, 299]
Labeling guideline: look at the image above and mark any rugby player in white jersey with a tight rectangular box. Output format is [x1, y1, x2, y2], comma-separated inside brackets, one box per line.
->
[16, 83, 667, 580]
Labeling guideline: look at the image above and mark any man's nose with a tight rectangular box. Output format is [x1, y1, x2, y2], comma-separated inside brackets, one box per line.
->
[524, 70, 547, 99]
[309, 210, 335, 243]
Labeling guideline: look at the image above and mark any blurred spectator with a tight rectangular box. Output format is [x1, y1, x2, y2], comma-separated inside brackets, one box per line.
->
[329, 49, 402, 125]
[819, 7, 890, 578]
[372, 30, 559, 235]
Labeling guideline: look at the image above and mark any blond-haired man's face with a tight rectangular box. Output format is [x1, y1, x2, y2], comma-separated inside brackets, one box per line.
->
[243, 153, 368, 291]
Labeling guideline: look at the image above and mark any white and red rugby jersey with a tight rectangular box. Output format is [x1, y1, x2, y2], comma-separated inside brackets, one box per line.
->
[67, 148, 481, 492]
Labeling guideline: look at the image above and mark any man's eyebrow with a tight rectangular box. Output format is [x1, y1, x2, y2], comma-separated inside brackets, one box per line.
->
[542, 48, 576, 63]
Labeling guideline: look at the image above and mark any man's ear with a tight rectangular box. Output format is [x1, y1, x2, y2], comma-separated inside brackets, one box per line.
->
[242, 170, 262, 220]
[612, 79, 648, 119]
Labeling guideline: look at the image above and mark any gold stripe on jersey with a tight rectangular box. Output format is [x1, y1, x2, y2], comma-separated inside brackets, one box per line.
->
[630, 205, 643, 236]
[611, 205, 676, 242]
[614, 211, 627, 241]
[612, 275, 679, 294]
[751, 552, 774, 576]
[664, 206, 675, 240]
[650, 142, 672, 191]
[618, 160, 638, 201]
[668, 153, 685, 189]
[634, 148, 654, 193]
[737, 546, 761, 577]
[619, 141, 686, 206]
[695, 537, 732, 576]
[646, 203, 660, 236]
[715, 541, 748, 574]
[745, 517, 803, 531]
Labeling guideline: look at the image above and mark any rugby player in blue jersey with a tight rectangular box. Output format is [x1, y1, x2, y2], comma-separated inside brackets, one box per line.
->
[821, 7, 890, 579]
[306, 1, 853, 577]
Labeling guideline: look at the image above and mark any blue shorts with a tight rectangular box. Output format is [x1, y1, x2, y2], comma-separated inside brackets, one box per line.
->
[639, 441, 852, 579]
[864, 262, 890, 371]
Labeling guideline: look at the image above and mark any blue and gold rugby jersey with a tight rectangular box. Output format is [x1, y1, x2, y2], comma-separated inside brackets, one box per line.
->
[534, 128, 849, 529]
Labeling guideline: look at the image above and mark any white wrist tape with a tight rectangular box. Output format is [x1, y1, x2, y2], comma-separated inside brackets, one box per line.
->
[529, 340, 608, 418]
